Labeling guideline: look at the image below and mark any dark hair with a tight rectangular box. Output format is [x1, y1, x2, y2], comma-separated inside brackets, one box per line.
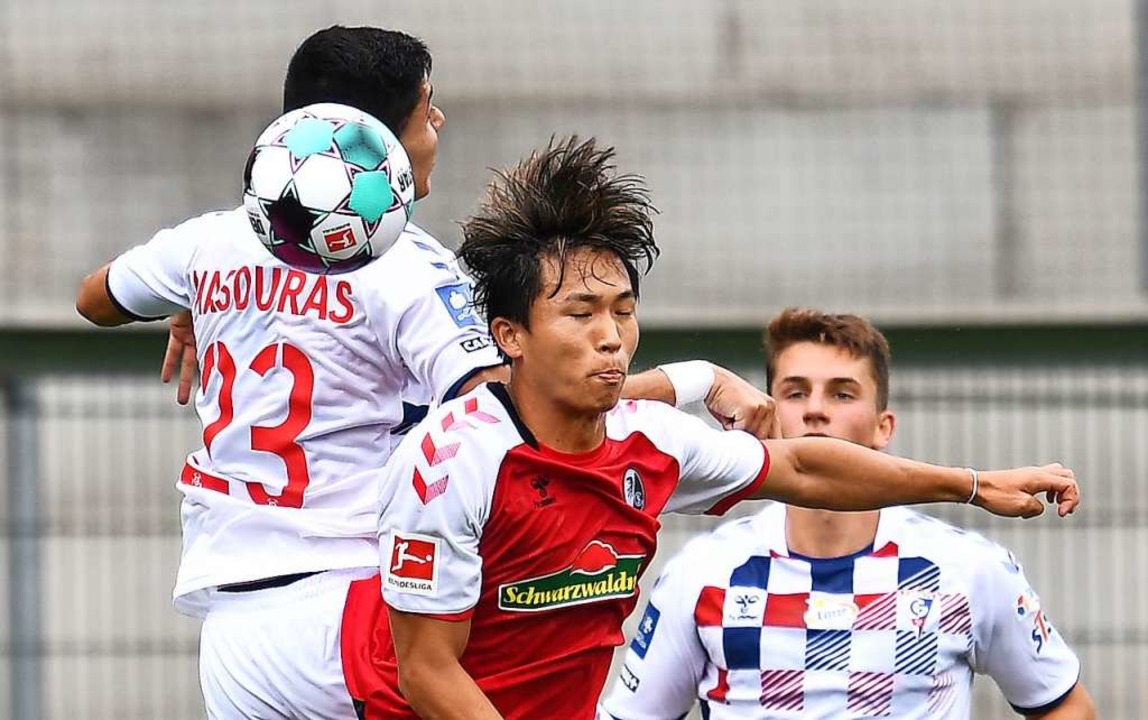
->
[765, 308, 892, 410]
[458, 136, 659, 344]
[282, 26, 431, 134]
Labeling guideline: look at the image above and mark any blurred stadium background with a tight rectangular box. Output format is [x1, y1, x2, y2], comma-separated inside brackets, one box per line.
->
[1, 1, 1146, 718]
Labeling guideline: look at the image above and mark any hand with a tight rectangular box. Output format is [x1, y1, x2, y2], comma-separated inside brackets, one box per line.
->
[160, 310, 198, 405]
[704, 366, 780, 440]
[975, 463, 1079, 518]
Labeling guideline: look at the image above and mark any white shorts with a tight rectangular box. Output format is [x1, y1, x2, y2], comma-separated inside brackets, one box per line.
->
[199, 568, 377, 720]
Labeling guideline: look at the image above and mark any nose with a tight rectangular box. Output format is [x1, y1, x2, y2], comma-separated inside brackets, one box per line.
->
[802, 392, 830, 426]
[596, 315, 623, 354]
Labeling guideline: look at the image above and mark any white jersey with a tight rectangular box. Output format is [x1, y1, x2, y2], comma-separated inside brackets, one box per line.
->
[107, 207, 502, 616]
[600, 504, 1080, 720]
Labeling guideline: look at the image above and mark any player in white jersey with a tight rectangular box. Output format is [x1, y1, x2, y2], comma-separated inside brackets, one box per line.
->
[74, 28, 780, 719]
[601, 309, 1096, 719]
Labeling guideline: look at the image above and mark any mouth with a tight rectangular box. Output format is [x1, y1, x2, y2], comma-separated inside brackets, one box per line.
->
[803, 432, 829, 438]
[592, 369, 626, 384]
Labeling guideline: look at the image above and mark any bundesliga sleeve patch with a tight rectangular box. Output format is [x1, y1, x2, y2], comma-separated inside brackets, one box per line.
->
[630, 601, 661, 659]
[435, 282, 482, 328]
[384, 532, 440, 596]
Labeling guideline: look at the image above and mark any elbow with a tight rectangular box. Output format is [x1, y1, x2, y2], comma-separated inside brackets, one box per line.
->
[75, 296, 104, 326]
[75, 295, 119, 327]
[396, 659, 436, 708]
[773, 442, 837, 510]
[75, 271, 128, 327]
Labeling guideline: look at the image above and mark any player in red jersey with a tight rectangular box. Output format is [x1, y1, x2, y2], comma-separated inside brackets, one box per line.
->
[338, 137, 1080, 720]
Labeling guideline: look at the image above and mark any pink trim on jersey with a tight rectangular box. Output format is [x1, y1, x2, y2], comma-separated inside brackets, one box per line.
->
[854, 592, 898, 631]
[704, 444, 771, 516]
[760, 669, 804, 712]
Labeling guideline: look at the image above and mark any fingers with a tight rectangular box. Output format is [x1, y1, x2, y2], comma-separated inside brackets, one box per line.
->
[984, 464, 1080, 519]
[1022, 496, 1045, 519]
[726, 397, 777, 440]
[733, 405, 775, 440]
[1057, 480, 1081, 517]
[178, 344, 197, 405]
[1026, 466, 1079, 517]
[161, 332, 182, 384]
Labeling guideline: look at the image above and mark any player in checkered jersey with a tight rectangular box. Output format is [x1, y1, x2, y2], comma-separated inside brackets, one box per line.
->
[600, 309, 1096, 720]
[75, 28, 784, 720]
[339, 140, 1081, 720]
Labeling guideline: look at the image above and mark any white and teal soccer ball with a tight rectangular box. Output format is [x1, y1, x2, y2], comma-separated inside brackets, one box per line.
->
[242, 103, 415, 274]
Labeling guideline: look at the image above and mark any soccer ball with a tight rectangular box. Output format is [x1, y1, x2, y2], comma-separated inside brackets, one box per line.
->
[242, 103, 415, 274]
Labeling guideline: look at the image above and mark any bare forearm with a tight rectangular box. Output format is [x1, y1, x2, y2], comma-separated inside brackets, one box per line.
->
[762, 437, 971, 510]
[621, 368, 676, 404]
[400, 661, 503, 720]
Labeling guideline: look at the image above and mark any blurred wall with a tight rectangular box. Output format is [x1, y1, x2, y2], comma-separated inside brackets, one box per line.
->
[0, 0, 1143, 325]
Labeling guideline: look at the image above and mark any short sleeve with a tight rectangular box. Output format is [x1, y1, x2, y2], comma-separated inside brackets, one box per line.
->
[393, 265, 502, 401]
[377, 418, 496, 618]
[651, 405, 770, 516]
[970, 548, 1081, 713]
[106, 224, 198, 320]
[598, 557, 708, 720]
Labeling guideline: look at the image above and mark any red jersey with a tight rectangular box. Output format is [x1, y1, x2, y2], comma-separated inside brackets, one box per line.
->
[342, 383, 770, 719]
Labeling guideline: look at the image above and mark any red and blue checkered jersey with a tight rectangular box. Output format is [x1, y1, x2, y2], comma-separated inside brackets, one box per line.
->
[340, 384, 771, 720]
[600, 503, 1080, 720]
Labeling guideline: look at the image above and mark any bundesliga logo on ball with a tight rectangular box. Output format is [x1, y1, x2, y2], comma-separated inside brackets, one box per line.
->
[242, 103, 415, 275]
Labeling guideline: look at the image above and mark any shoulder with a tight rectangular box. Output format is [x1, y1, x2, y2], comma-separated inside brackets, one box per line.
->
[361, 224, 461, 281]
[659, 509, 770, 590]
[176, 207, 255, 244]
[606, 398, 703, 443]
[352, 224, 470, 306]
[886, 507, 1018, 578]
[132, 207, 251, 255]
[388, 384, 524, 479]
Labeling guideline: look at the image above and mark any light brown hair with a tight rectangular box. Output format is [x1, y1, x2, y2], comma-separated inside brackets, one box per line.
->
[765, 308, 892, 410]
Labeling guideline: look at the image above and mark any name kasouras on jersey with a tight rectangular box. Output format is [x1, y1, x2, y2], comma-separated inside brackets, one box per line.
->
[192, 266, 355, 323]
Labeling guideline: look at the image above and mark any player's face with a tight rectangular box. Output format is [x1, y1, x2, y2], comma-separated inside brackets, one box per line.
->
[398, 80, 444, 200]
[770, 342, 894, 450]
[501, 248, 639, 416]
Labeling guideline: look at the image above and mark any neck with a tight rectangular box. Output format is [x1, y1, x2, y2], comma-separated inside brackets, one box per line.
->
[506, 373, 605, 454]
[785, 507, 880, 559]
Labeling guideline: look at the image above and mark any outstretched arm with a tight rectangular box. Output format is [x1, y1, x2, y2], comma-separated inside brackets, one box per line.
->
[389, 609, 504, 720]
[757, 436, 1079, 518]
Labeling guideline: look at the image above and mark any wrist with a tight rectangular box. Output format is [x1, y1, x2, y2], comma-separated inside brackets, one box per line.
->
[965, 467, 980, 505]
[658, 361, 715, 408]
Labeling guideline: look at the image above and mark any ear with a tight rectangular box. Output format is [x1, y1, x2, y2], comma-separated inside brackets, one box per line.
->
[872, 410, 896, 450]
[490, 317, 525, 360]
